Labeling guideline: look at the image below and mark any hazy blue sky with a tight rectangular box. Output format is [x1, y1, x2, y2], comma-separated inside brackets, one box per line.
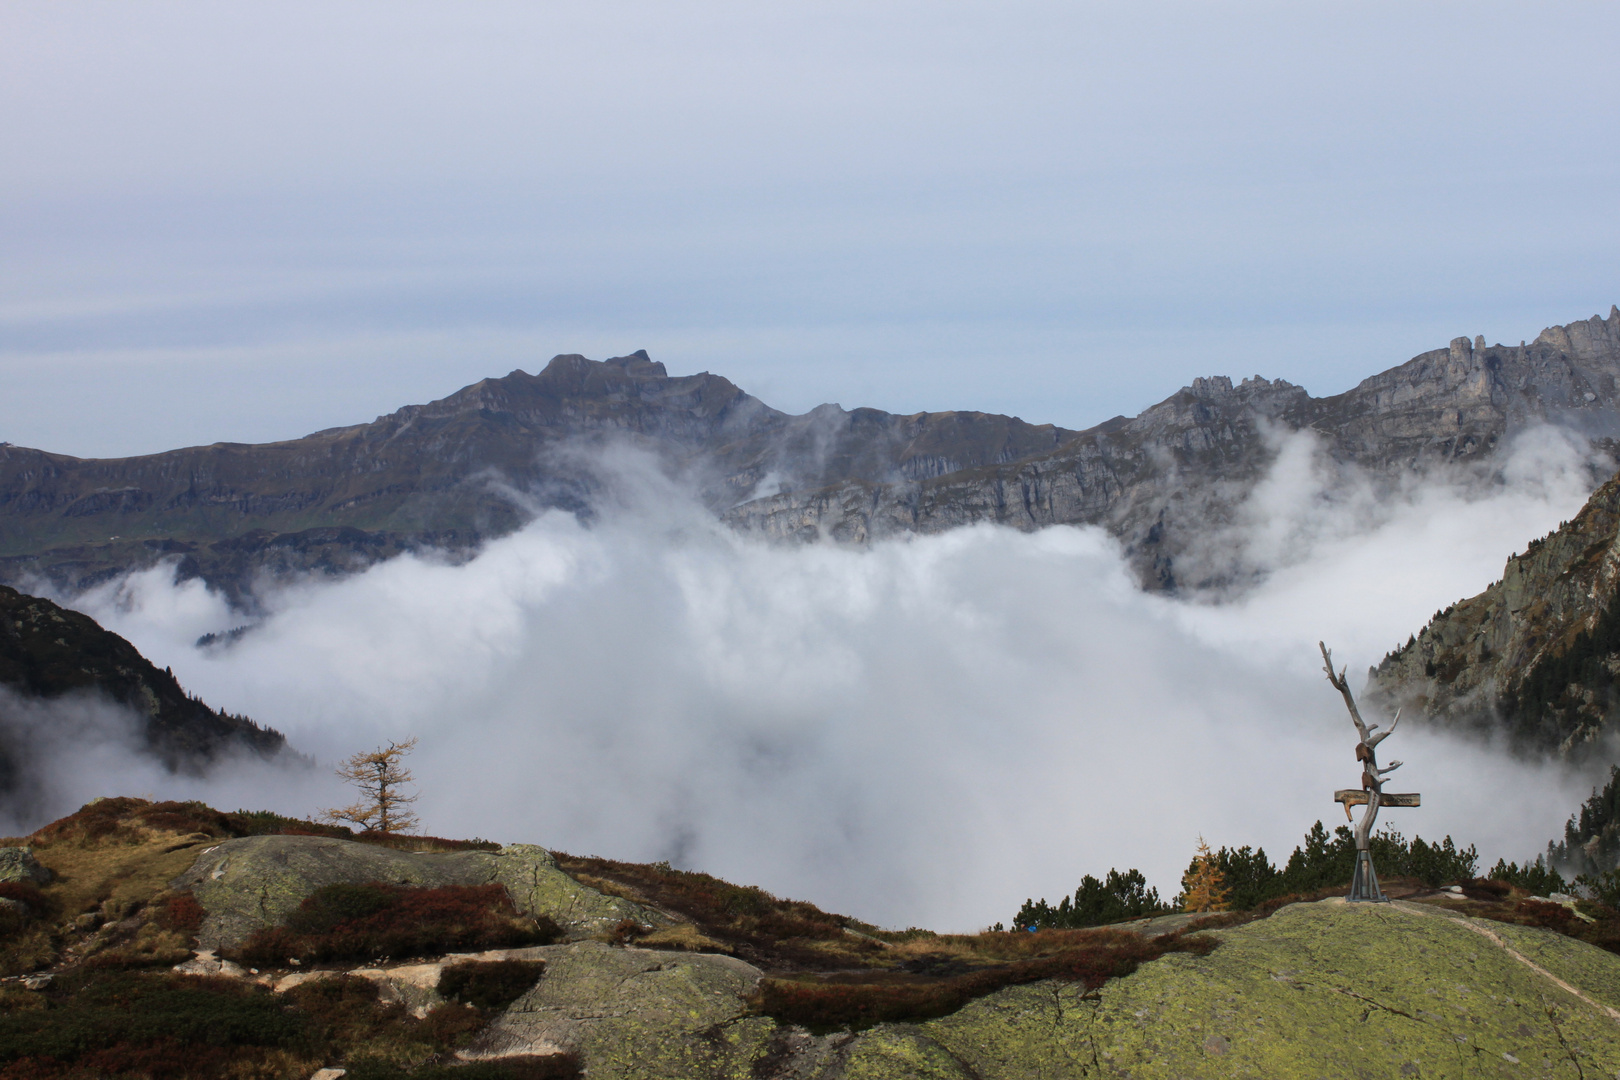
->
[3, 1, 1618, 458]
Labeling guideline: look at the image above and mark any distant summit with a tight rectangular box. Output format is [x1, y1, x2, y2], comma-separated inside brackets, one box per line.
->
[1, 309, 1618, 601]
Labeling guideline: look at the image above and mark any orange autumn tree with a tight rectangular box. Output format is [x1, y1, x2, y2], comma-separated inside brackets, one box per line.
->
[323, 737, 420, 834]
[1180, 835, 1231, 913]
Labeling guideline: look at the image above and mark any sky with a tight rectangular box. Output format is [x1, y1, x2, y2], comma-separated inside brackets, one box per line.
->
[12, 426, 1600, 931]
[3, 2, 1619, 457]
[3, 3, 1620, 930]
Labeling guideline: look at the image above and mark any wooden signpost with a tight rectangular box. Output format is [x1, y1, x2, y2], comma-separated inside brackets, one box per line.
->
[1321, 642, 1421, 903]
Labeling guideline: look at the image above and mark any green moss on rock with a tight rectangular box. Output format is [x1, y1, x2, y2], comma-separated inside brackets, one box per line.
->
[914, 899, 1620, 1079]
[174, 835, 663, 949]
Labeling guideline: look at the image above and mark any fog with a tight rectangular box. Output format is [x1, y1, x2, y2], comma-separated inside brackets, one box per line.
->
[0, 687, 326, 841]
[23, 429, 1605, 929]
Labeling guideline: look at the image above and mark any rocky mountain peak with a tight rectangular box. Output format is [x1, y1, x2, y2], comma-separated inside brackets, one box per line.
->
[3, 308, 1619, 599]
[1533, 306, 1620, 363]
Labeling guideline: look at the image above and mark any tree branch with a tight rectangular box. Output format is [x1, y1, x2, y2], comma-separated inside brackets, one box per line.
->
[1320, 641, 1373, 743]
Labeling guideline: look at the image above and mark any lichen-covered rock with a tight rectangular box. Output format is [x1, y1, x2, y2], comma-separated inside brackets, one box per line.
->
[911, 899, 1620, 1079]
[0, 846, 50, 885]
[460, 898, 1620, 1077]
[463, 941, 769, 1077]
[171, 835, 664, 949]
[155, 858, 1620, 1079]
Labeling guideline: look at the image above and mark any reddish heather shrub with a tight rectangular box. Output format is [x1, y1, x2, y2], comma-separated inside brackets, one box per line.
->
[551, 854, 858, 968]
[29, 796, 150, 844]
[1468, 877, 1514, 899]
[422, 1001, 487, 1045]
[607, 918, 645, 945]
[0, 882, 45, 915]
[342, 1054, 582, 1080]
[75, 1037, 236, 1079]
[156, 892, 206, 935]
[233, 883, 561, 966]
[1515, 898, 1576, 931]
[752, 931, 1217, 1032]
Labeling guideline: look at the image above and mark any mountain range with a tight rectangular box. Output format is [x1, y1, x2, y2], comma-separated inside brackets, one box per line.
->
[9, 307, 1620, 854]
[3, 307, 1618, 604]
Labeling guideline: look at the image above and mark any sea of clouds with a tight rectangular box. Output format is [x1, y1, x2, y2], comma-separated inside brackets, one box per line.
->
[10, 426, 1610, 930]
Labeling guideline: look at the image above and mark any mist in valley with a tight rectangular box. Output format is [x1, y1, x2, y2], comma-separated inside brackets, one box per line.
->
[14, 429, 1609, 931]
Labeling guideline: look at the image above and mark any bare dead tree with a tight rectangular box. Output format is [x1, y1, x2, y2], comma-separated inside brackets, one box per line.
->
[323, 737, 420, 834]
[1321, 641, 1412, 902]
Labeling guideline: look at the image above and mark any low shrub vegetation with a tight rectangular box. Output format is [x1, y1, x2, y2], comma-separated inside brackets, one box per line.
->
[751, 928, 1217, 1033]
[551, 854, 869, 970]
[20, 797, 498, 855]
[0, 968, 577, 1080]
[436, 960, 546, 1012]
[233, 882, 561, 967]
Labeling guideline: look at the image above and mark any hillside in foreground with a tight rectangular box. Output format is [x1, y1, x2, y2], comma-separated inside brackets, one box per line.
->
[4, 798, 1620, 1078]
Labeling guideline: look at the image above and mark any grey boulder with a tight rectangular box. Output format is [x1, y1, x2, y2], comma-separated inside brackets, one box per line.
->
[171, 835, 666, 950]
[0, 846, 50, 886]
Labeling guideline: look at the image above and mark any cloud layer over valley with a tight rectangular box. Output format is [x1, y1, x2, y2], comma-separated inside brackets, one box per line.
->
[28, 431, 1610, 930]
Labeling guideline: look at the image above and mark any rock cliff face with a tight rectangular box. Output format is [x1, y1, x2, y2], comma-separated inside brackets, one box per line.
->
[1367, 470, 1620, 758]
[3, 310, 1619, 600]
[0, 351, 1075, 603]
[728, 309, 1620, 590]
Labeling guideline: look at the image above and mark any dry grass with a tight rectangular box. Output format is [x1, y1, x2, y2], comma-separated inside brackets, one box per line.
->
[632, 922, 733, 954]
[1, 798, 509, 978]
[0, 804, 223, 976]
[231, 883, 560, 967]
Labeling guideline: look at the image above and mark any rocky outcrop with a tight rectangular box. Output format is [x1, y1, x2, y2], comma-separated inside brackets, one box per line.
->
[23, 792, 1620, 1077]
[0, 846, 49, 885]
[172, 834, 666, 949]
[466, 941, 770, 1072]
[729, 309, 1620, 590]
[4, 310, 1618, 598]
[464, 899, 1620, 1078]
[1367, 470, 1620, 756]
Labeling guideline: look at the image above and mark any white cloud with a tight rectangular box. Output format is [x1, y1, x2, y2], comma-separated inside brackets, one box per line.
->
[47, 433, 1600, 930]
[0, 687, 328, 838]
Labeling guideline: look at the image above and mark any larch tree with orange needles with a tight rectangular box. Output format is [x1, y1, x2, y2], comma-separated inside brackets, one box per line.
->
[323, 737, 420, 834]
[1180, 836, 1231, 914]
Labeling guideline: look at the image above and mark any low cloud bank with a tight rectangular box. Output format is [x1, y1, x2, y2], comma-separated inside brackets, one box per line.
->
[0, 687, 325, 837]
[45, 430, 1606, 930]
